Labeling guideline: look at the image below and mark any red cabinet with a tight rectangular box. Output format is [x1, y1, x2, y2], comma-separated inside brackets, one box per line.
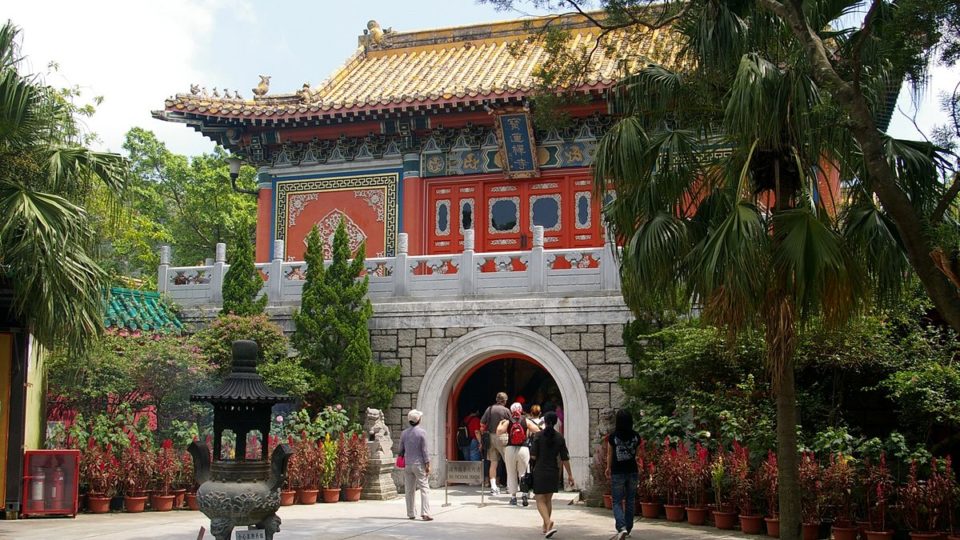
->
[21, 449, 79, 518]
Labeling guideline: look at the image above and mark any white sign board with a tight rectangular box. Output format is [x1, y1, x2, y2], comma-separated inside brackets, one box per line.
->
[235, 530, 266, 540]
[445, 461, 483, 485]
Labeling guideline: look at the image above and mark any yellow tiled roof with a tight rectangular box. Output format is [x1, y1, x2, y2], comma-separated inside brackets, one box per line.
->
[158, 13, 687, 122]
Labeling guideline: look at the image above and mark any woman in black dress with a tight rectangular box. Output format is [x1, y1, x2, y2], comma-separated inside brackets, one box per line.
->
[529, 411, 575, 538]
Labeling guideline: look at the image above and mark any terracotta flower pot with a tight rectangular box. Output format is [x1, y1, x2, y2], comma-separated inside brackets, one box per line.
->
[186, 492, 199, 511]
[172, 488, 186, 509]
[343, 487, 362, 502]
[764, 517, 780, 538]
[280, 490, 296, 506]
[87, 494, 111, 514]
[908, 533, 945, 540]
[831, 525, 859, 540]
[124, 495, 148, 513]
[686, 506, 708, 526]
[802, 522, 820, 540]
[864, 531, 894, 540]
[640, 501, 662, 518]
[297, 489, 319, 505]
[151, 494, 175, 512]
[713, 510, 738, 530]
[946, 535, 960, 540]
[322, 488, 341, 503]
[664, 504, 685, 522]
[603, 493, 613, 509]
[740, 514, 764, 534]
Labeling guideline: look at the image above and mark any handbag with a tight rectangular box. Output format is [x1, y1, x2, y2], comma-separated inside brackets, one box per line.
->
[396, 451, 405, 469]
[519, 471, 533, 492]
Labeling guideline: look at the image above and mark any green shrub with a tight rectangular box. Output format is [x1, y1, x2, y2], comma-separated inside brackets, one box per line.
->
[191, 314, 288, 375]
[221, 227, 267, 316]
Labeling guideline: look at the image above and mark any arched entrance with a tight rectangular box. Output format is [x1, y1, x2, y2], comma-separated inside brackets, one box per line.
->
[447, 354, 560, 460]
[417, 326, 589, 486]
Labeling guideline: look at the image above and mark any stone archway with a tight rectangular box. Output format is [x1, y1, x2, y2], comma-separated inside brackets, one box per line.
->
[416, 326, 590, 486]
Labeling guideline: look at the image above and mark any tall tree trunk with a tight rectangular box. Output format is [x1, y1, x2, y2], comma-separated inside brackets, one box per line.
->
[759, 0, 960, 334]
[776, 361, 801, 540]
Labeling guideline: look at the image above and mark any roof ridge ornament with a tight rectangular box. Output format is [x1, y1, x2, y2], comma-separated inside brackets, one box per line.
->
[252, 75, 271, 98]
[362, 20, 393, 52]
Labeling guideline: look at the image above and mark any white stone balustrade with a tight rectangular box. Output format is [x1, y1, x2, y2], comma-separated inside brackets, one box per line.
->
[157, 226, 622, 307]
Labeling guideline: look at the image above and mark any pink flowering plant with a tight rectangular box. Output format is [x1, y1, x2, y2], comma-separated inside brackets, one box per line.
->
[656, 438, 686, 505]
[863, 453, 894, 531]
[729, 442, 758, 516]
[81, 438, 119, 496]
[756, 451, 778, 518]
[898, 457, 952, 533]
[154, 439, 177, 495]
[799, 451, 823, 524]
[682, 442, 711, 508]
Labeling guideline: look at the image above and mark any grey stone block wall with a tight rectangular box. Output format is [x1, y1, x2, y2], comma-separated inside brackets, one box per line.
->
[370, 323, 629, 454]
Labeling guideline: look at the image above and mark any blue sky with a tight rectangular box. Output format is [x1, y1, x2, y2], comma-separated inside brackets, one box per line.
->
[6, 1, 957, 157]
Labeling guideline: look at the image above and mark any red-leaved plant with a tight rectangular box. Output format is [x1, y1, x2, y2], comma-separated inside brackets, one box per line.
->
[822, 453, 856, 526]
[683, 443, 710, 508]
[729, 441, 757, 516]
[798, 451, 823, 524]
[899, 458, 952, 533]
[81, 438, 119, 496]
[344, 432, 369, 488]
[636, 439, 660, 503]
[288, 432, 322, 490]
[863, 452, 894, 532]
[756, 451, 778, 518]
[122, 440, 154, 496]
[657, 438, 687, 505]
[154, 439, 177, 495]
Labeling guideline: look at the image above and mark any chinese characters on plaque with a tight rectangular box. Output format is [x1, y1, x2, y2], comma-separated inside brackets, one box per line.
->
[496, 112, 539, 178]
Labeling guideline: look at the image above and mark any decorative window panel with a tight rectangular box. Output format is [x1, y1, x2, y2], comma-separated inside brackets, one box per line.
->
[488, 197, 520, 234]
[460, 198, 475, 234]
[529, 194, 562, 232]
[575, 192, 592, 229]
[435, 200, 451, 236]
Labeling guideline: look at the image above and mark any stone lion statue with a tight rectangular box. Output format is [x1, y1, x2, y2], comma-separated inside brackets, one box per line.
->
[364, 408, 393, 458]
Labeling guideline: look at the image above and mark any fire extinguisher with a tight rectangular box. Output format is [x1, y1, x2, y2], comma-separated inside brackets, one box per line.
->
[26, 467, 45, 512]
[48, 466, 66, 508]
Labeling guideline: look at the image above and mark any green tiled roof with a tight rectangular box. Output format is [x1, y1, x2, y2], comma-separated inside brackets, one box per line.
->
[104, 287, 183, 334]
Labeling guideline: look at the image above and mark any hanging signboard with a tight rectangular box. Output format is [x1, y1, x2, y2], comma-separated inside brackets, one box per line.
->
[494, 111, 540, 179]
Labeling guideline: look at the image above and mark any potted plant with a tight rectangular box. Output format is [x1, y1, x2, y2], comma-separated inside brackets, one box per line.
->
[320, 434, 341, 503]
[730, 442, 763, 534]
[757, 451, 779, 537]
[343, 432, 368, 501]
[658, 438, 686, 521]
[822, 453, 858, 540]
[899, 458, 951, 540]
[711, 451, 737, 530]
[152, 439, 177, 511]
[637, 439, 662, 518]
[82, 439, 118, 513]
[799, 451, 823, 540]
[122, 441, 154, 513]
[290, 433, 321, 504]
[684, 443, 710, 526]
[268, 435, 295, 506]
[944, 456, 958, 540]
[592, 442, 613, 509]
[182, 448, 200, 510]
[863, 453, 894, 540]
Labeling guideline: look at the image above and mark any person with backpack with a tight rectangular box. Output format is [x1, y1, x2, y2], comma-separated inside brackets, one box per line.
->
[496, 402, 540, 506]
[605, 409, 642, 539]
[458, 410, 481, 461]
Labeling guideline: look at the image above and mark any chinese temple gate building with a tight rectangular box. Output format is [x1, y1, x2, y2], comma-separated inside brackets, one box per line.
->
[154, 13, 689, 486]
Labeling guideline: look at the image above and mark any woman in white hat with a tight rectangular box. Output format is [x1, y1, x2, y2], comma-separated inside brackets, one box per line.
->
[399, 409, 432, 521]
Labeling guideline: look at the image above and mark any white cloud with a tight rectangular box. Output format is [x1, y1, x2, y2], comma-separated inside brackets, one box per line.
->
[6, 0, 235, 156]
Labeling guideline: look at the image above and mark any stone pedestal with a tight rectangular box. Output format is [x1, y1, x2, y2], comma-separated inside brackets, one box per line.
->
[361, 454, 399, 500]
[361, 408, 399, 500]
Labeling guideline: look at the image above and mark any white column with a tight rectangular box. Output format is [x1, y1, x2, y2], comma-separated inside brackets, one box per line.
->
[528, 225, 545, 293]
[393, 233, 409, 297]
[460, 229, 475, 296]
[211, 242, 227, 304]
[157, 246, 171, 294]
[267, 239, 284, 305]
[601, 236, 621, 291]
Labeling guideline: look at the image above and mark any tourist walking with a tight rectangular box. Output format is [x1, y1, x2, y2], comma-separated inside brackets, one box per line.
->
[606, 409, 641, 539]
[459, 409, 482, 461]
[479, 391, 511, 494]
[399, 409, 432, 521]
[530, 411, 574, 538]
[528, 404, 544, 430]
[496, 402, 540, 506]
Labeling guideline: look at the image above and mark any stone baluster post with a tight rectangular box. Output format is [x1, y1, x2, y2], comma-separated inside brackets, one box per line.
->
[460, 229, 476, 296]
[393, 233, 409, 297]
[211, 242, 227, 305]
[267, 240, 284, 305]
[601, 234, 621, 291]
[157, 246, 171, 294]
[528, 225, 545, 293]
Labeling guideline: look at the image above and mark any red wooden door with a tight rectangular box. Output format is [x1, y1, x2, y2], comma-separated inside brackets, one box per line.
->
[427, 183, 478, 254]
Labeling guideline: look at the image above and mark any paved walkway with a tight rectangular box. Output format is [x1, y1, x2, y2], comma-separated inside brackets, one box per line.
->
[0, 488, 755, 540]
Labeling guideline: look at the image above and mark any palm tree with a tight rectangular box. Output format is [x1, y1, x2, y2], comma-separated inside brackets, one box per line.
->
[0, 21, 127, 350]
[591, 3, 948, 539]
